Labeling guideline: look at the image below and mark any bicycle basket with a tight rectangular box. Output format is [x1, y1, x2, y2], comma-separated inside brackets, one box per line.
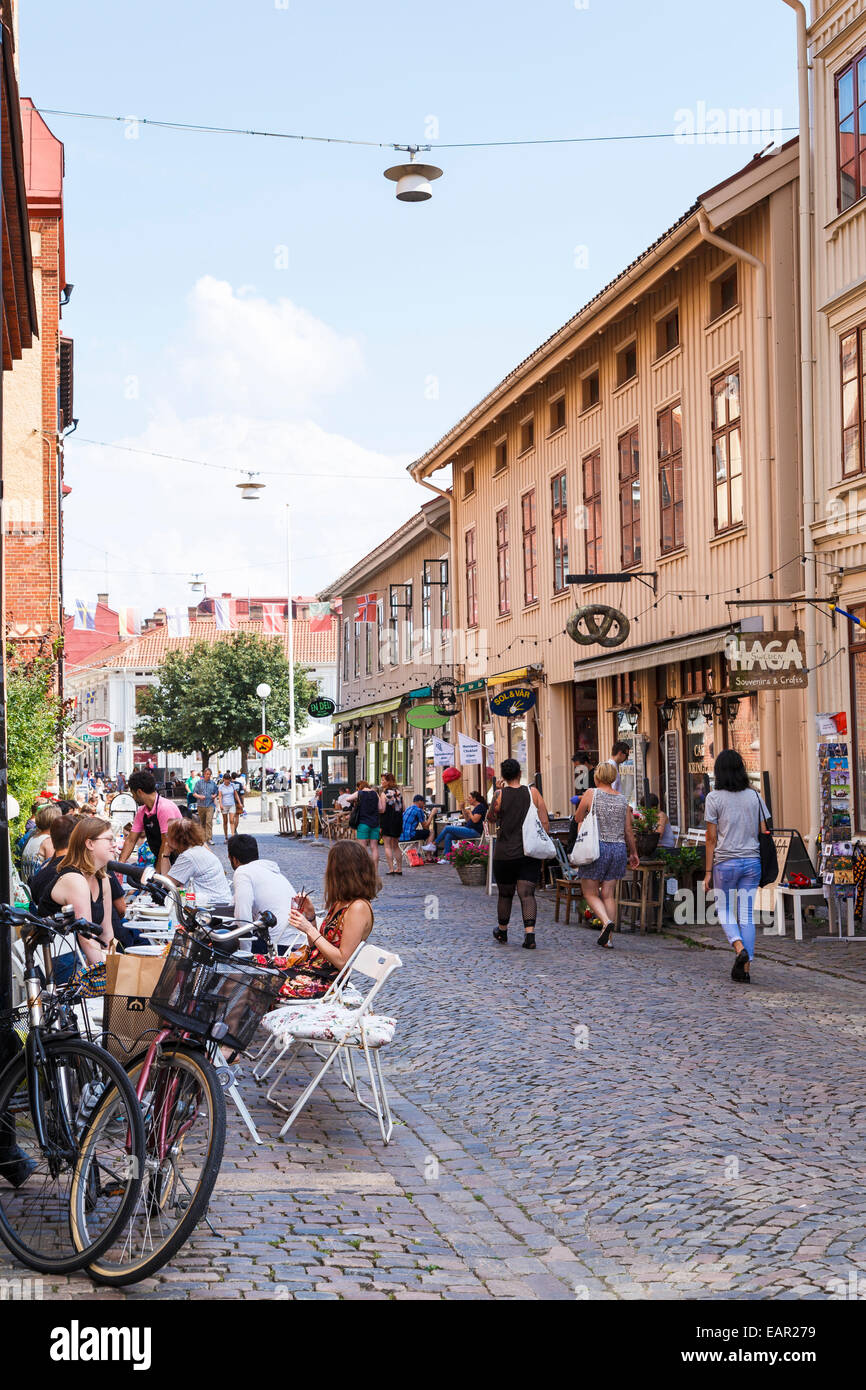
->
[101, 993, 164, 1062]
[204, 959, 284, 1052]
[150, 930, 283, 1050]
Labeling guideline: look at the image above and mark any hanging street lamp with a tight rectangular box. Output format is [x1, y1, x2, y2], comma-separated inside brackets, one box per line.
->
[383, 147, 444, 202]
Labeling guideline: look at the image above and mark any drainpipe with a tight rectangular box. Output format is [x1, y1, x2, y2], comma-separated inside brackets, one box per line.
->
[414, 470, 461, 747]
[697, 208, 778, 804]
[781, 0, 818, 854]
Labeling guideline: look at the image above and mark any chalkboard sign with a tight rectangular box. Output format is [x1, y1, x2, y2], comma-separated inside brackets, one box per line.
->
[756, 828, 817, 911]
[664, 730, 681, 834]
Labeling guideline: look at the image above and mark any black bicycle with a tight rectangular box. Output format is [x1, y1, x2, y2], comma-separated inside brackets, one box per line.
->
[0, 904, 146, 1274]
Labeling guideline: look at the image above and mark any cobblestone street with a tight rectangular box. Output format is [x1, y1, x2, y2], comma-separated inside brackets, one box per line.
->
[9, 820, 866, 1302]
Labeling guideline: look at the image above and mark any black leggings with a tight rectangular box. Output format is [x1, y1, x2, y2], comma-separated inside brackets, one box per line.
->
[497, 880, 537, 931]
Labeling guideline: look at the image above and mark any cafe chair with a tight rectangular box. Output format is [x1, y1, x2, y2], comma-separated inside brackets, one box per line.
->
[264, 944, 402, 1144]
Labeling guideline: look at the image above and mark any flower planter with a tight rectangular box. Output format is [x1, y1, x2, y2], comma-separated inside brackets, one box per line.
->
[456, 863, 486, 887]
[634, 831, 660, 858]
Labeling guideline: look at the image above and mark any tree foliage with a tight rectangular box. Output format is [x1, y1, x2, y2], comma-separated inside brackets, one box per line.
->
[6, 655, 64, 835]
[136, 634, 317, 766]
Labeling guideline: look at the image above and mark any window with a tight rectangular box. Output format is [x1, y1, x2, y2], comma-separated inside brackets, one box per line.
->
[496, 507, 511, 616]
[711, 368, 743, 532]
[421, 576, 432, 652]
[582, 451, 602, 575]
[388, 588, 400, 664]
[343, 619, 351, 681]
[616, 341, 637, 387]
[548, 394, 566, 434]
[462, 464, 475, 498]
[582, 370, 600, 411]
[465, 528, 478, 627]
[521, 490, 538, 606]
[837, 50, 866, 212]
[657, 402, 684, 553]
[655, 308, 679, 359]
[494, 439, 508, 473]
[841, 325, 866, 476]
[365, 615, 374, 676]
[376, 596, 384, 671]
[403, 581, 413, 662]
[439, 559, 451, 642]
[353, 619, 361, 678]
[519, 416, 535, 454]
[613, 672, 639, 707]
[618, 426, 641, 568]
[551, 471, 568, 593]
[710, 267, 738, 321]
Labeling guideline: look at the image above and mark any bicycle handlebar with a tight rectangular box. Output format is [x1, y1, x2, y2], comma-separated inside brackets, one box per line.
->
[0, 902, 104, 941]
[109, 862, 268, 944]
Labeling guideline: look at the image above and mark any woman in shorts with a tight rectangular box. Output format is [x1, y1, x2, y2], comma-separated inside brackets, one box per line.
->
[488, 758, 551, 950]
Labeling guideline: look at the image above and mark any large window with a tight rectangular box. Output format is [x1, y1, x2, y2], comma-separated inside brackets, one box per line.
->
[711, 368, 743, 532]
[343, 619, 351, 681]
[439, 559, 451, 645]
[837, 49, 866, 212]
[521, 490, 538, 606]
[841, 325, 866, 476]
[551, 471, 568, 594]
[353, 619, 361, 678]
[376, 596, 384, 671]
[657, 402, 684, 553]
[403, 581, 413, 662]
[388, 588, 400, 665]
[496, 506, 510, 616]
[465, 528, 478, 628]
[618, 426, 641, 569]
[582, 451, 602, 575]
[421, 577, 432, 653]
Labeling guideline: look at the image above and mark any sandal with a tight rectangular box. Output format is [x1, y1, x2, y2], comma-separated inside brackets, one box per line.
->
[492, 928, 508, 943]
[522, 932, 536, 949]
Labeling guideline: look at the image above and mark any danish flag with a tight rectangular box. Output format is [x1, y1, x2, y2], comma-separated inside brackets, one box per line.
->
[263, 603, 284, 634]
[355, 593, 378, 623]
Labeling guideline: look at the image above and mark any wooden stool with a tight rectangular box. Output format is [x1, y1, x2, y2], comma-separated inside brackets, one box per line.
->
[554, 877, 583, 924]
[615, 859, 666, 933]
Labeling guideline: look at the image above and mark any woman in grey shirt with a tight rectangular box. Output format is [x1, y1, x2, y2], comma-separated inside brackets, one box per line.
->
[703, 749, 770, 983]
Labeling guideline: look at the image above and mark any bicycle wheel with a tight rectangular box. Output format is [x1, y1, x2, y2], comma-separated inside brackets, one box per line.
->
[0, 1036, 145, 1274]
[82, 1042, 226, 1285]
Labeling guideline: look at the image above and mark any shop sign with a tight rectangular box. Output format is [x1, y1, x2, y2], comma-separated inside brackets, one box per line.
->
[725, 630, 807, 691]
[82, 734, 99, 744]
[308, 696, 336, 719]
[85, 721, 112, 737]
[489, 686, 537, 718]
[664, 730, 681, 833]
[406, 704, 450, 729]
[458, 679, 487, 694]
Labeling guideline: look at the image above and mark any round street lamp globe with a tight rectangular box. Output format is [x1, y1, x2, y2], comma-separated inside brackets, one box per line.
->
[256, 683, 271, 700]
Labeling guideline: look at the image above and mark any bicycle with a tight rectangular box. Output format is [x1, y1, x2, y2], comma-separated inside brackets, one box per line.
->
[0, 903, 146, 1274]
[81, 862, 282, 1285]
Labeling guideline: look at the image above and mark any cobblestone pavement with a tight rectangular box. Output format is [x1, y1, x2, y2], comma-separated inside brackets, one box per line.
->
[6, 817, 866, 1301]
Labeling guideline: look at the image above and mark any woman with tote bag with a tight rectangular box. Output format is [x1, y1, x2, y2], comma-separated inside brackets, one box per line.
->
[571, 761, 639, 948]
[488, 759, 552, 950]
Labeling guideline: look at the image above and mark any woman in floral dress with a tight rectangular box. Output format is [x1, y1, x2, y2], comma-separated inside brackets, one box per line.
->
[256, 839, 378, 999]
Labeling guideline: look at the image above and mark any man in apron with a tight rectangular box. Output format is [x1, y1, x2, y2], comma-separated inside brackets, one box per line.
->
[118, 769, 182, 874]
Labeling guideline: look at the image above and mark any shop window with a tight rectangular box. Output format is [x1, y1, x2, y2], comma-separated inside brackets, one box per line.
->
[685, 707, 715, 829]
[612, 672, 639, 707]
[581, 370, 600, 412]
[711, 367, 743, 533]
[657, 402, 684, 552]
[836, 49, 866, 212]
[849, 606, 866, 828]
[618, 426, 641, 568]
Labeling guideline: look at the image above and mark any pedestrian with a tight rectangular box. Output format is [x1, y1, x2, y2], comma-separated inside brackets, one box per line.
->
[350, 779, 386, 872]
[571, 760, 639, 948]
[433, 789, 487, 861]
[489, 759, 551, 950]
[267, 839, 378, 999]
[192, 767, 219, 844]
[232, 770, 247, 818]
[119, 769, 182, 875]
[218, 771, 243, 839]
[572, 752, 594, 796]
[380, 771, 405, 875]
[185, 768, 198, 813]
[163, 817, 232, 908]
[227, 832, 295, 949]
[610, 741, 631, 795]
[703, 749, 770, 984]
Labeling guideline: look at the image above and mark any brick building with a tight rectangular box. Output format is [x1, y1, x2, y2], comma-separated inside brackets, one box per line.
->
[3, 98, 72, 680]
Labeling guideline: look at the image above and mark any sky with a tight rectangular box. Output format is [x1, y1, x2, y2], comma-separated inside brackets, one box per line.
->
[20, 0, 801, 616]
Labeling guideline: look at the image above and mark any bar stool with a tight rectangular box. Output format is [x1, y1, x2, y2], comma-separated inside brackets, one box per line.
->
[615, 859, 666, 933]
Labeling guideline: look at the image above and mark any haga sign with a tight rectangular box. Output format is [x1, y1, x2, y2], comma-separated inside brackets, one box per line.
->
[725, 630, 807, 690]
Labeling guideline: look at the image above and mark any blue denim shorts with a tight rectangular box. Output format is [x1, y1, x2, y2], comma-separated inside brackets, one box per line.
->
[579, 840, 627, 882]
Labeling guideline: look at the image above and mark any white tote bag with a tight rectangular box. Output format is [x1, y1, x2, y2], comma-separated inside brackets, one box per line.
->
[522, 792, 557, 860]
[569, 790, 600, 866]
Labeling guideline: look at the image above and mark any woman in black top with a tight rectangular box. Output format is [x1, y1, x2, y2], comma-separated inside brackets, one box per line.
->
[350, 779, 386, 874]
[488, 759, 551, 950]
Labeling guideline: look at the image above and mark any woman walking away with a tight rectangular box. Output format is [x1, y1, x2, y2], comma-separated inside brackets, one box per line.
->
[380, 772, 405, 876]
[573, 761, 639, 947]
[489, 759, 551, 950]
[262, 839, 379, 999]
[704, 749, 769, 983]
[351, 780, 386, 873]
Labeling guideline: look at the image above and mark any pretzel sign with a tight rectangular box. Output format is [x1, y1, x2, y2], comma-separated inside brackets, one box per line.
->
[567, 604, 630, 648]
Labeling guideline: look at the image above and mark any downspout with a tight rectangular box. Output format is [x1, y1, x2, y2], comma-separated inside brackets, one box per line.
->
[781, 0, 818, 854]
[413, 469, 461, 743]
[697, 208, 778, 802]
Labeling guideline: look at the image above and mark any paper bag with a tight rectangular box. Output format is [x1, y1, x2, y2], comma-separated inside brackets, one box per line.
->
[103, 950, 167, 1061]
[105, 949, 166, 1001]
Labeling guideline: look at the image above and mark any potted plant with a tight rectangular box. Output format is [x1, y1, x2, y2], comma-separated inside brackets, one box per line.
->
[446, 839, 489, 886]
[632, 804, 661, 858]
[658, 844, 704, 897]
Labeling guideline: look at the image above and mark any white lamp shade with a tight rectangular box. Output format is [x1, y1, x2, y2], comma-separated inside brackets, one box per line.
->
[383, 160, 443, 202]
[256, 683, 272, 700]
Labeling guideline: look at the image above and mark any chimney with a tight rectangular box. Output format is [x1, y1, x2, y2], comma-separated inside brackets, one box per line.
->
[97, 592, 108, 607]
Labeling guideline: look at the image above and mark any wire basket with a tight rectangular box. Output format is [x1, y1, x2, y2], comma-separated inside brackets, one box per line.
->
[151, 930, 284, 1052]
[101, 993, 165, 1062]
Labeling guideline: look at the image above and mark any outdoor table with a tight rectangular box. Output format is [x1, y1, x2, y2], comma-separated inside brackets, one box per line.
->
[773, 884, 855, 939]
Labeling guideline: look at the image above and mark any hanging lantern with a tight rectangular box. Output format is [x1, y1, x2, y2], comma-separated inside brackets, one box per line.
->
[659, 696, 676, 726]
[700, 695, 716, 722]
[383, 149, 443, 202]
[686, 702, 701, 723]
[622, 703, 640, 731]
[237, 472, 265, 500]
[727, 696, 741, 723]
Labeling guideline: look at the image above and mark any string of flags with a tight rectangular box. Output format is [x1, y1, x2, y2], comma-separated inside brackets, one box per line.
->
[71, 596, 338, 641]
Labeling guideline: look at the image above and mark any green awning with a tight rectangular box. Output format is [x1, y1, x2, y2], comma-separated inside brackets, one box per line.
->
[333, 696, 404, 724]
[408, 686, 432, 699]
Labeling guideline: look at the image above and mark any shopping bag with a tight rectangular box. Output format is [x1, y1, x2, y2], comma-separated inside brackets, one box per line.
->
[522, 799, 557, 859]
[105, 948, 166, 1001]
[569, 791, 600, 866]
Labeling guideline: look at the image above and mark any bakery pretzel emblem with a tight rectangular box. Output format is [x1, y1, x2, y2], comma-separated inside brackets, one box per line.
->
[566, 604, 631, 648]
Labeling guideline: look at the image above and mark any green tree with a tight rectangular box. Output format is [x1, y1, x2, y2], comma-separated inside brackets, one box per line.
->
[136, 634, 317, 771]
[6, 655, 64, 837]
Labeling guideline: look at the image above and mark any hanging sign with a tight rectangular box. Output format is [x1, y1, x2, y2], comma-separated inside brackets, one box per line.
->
[85, 721, 112, 737]
[457, 732, 483, 765]
[308, 696, 336, 720]
[432, 676, 460, 715]
[489, 686, 537, 718]
[254, 734, 274, 754]
[406, 703, 450, 729]
[725, 630, 807, 691]
[566, 605, 630, 648]
[663, 729, 681, 834]
[432, 738, 455, 768]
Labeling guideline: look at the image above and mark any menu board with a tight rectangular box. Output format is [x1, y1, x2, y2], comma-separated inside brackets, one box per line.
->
[756, 829, 817, 912]
[664, 730, 681, 834]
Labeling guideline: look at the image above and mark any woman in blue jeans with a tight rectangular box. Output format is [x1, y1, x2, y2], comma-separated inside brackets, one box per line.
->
[435, 791, 487, 860]
[704, 750, 770, 983]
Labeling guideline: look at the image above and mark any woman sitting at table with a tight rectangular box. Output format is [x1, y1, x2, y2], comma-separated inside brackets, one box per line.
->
[433, 789, 487, 861]
[48, 816, 118, 985]
[257, 839, 378, 999]
[163, 816, 231, 908]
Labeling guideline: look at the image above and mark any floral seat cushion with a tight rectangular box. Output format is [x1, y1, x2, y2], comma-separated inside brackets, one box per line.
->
[273, 1003, 396, 1048]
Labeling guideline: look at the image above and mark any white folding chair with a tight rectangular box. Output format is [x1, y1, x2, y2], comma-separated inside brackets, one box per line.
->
[251, 939, 364, 1080]
[265, 944, 402, 1144]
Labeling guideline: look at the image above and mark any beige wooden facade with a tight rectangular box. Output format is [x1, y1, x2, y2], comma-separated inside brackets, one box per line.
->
[411, 147, 809, 830]
[319, 496, 453, 797]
